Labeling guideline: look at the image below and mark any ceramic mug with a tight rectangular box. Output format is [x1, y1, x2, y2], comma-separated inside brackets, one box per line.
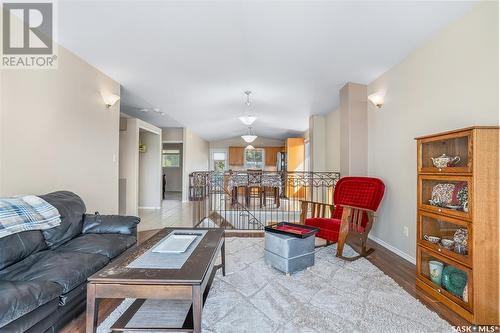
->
[424, 235, 441, 244]
[429, 260, 444, 285]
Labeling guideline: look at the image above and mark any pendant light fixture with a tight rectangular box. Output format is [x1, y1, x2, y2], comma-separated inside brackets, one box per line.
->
[241, 126, 257, 143]
[245, 144, 255, 150]
[239, 91, 257, 125]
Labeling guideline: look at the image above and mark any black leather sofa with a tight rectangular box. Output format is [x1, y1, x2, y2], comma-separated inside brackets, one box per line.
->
[0, 191, 140, 333]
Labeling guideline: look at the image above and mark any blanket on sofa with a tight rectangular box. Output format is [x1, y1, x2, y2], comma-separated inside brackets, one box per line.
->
[0, 195, 61, 238]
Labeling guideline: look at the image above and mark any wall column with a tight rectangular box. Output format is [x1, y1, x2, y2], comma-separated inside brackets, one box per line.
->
[309, 115, 327, 172]
[339, 82, 368, 176]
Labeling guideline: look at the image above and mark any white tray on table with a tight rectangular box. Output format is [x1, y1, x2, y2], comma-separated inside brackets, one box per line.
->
[152, 233, 198, 253]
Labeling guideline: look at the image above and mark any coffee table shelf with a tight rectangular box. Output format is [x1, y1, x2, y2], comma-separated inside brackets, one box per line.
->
[109, 265, 219, 332]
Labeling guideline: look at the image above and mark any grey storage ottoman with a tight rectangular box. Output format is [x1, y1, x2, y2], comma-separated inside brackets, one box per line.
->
[264, 231, 316, 274]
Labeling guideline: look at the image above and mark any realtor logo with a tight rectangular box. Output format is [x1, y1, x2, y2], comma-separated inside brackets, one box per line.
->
[1, 2, 57, 68]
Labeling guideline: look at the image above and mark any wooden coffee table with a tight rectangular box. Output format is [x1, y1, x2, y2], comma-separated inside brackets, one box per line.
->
[86, 228, 225, 333]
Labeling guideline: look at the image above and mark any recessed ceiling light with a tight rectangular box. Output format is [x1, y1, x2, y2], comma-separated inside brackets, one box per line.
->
[139, 108, 149, 112]
[153, 108, 160, 112]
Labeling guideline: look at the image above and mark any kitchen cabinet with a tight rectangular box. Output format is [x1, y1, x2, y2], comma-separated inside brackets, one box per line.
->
[264, 147, 282, 166]
[228, 146, 244, 166]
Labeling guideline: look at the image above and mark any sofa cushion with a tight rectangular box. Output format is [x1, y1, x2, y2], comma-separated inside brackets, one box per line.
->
[0, 230, 46, 270]
[39, 191, 86, 249]
[58, 282, 87, 306]
[56, 233, 136, 259]
[83, 214, 140, 236]
[0, 251, 109, 293]
[0, 280, 62, 328]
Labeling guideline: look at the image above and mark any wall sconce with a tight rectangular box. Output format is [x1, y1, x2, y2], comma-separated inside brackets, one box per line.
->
[101, 93, 120, 109]
[368, 93, 384, 108]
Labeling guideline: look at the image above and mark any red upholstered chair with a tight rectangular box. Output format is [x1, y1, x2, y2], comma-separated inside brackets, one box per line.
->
[300, 177, 385, 260]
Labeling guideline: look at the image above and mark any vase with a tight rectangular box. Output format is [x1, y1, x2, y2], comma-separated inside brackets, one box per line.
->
[429, 260, 444, 285]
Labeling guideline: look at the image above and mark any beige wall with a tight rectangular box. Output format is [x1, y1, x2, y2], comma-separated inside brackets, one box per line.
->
[309, 115, 326, 172]
[162, 127, 184, 142]
[119, 118, 138, 215]
[340, 82, 368, 176]
[1, 45, 121, 213]
[139, 130, 162, 208]
[182, 128, 209, 201]
[325, 108, 341, 171]
[308, 110, 341, 173]
[367, 2, 499, 262]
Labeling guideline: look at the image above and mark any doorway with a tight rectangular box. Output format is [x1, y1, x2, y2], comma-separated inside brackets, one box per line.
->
[162, 143, 183, 200]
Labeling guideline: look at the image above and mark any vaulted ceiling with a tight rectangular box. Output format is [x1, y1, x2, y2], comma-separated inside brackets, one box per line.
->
[56, 1, 477, 140]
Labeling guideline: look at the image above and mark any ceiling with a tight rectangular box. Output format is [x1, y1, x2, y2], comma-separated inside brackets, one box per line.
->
[56, 1, 477, 141]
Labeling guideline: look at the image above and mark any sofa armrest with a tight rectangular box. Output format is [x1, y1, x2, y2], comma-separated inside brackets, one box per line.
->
[82, 214, 140, 237]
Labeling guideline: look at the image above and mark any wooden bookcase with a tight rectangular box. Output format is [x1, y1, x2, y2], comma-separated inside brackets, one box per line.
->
[415, 126, 499, 324]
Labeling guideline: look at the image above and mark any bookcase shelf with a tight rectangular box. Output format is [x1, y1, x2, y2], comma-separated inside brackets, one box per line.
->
[415, 126, 499, 325]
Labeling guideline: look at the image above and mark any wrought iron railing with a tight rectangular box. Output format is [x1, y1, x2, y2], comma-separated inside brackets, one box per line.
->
[189, 171, 340, 230]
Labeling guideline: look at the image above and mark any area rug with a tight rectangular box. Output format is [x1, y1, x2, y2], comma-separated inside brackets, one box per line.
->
[97, 237, 453, 333]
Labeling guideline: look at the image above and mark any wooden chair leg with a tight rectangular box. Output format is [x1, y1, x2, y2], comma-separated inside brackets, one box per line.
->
[360, 235, 375, 257]
[337, 234, 375, 261]
[336, 215, 349, 258]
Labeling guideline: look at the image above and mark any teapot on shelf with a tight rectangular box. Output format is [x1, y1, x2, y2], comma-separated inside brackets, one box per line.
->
[431, 154, 460, 168]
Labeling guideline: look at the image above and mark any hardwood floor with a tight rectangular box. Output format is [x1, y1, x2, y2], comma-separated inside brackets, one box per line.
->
[60, 229, 469, 333]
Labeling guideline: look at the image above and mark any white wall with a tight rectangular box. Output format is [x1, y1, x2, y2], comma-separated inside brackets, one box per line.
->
[367, 2, 499, 261]
[119, 117, 162, 215]
[1, 45, 120, 213]
[182, 128, 209, 201]
[139, 130, 162, 208]
[162, 127, 184, 142]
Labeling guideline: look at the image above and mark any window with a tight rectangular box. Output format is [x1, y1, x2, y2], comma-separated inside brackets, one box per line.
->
[245, 148, 264, 169]
[212, 152, 226, 172]
[162, 149, 180, 167]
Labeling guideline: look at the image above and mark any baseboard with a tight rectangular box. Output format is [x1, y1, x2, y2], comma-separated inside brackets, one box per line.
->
[368, 234, 416, 265]
[138, 206, 161, 210]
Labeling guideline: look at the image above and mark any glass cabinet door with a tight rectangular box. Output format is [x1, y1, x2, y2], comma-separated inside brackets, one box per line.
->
[418, 175, 472, 220]
[418, 211, 471, 266]
[417, 246, 472, 311]
[418, 132, 471, 173]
